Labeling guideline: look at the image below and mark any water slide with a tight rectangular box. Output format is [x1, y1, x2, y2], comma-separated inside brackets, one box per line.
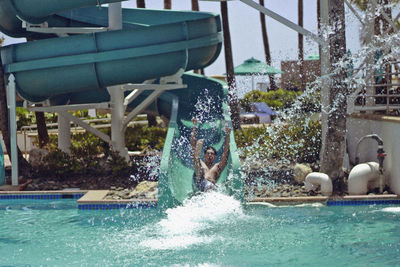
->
[0, 0, 242, 204]
[158, 74, 243, 206]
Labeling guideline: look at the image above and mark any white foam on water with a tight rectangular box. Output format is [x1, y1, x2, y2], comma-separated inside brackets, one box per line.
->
[380, 207, 400, 213]
[140, 191, 245, 250]
[247, 202, 324, 208]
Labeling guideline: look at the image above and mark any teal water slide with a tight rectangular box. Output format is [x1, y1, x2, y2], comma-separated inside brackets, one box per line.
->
[0, 0, 242, 204]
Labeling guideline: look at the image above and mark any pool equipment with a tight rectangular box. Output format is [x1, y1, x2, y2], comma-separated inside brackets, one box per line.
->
[304, 172, 333, 196]
[348, 162, 381, 195]
[349, 134, 387, 195]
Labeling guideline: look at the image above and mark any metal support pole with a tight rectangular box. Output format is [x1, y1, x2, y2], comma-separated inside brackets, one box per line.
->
[239, 0, 324, 45]
[7, 75, 18, 186]
[108, 2, 122, 31]
[107, 85, 129, 161]
[58, 112, 71, 154]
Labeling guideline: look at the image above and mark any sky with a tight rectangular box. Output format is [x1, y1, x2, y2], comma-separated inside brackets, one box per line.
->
[1, 0, 366, 93]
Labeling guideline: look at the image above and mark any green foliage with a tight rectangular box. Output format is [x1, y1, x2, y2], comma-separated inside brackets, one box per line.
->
[16, 107, 58, 130]
[70, 132, 110, 170]
[35, 125, 166, 179]
[125, 125, 167, 151]
[235, 120, 321, 164]
[107, 150, 131, 177]
[240, 89, 301, 111]
[40, 149, 82, 178]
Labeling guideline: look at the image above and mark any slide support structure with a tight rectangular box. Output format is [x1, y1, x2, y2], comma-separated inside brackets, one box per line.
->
[7, 75, 18, 186]
[58, 112, 71, 154]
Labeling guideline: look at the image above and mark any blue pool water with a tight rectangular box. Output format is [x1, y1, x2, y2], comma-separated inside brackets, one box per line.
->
[1, 192, 400, 266]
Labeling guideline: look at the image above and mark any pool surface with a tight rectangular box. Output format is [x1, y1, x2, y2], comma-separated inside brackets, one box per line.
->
[1, 191, 400, 266]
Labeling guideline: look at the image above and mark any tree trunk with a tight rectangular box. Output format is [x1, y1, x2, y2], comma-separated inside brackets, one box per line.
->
[25, 37, 50, 148]
[298, 0, 305, 90]
[136, 0, 145, 8]
[147, 114, 157, 127]
[317, 0, 321, 66]
[35, 106, 49, 148]
[164, 0, 171, 10]
[221, 1, 241, 130]
[259, 0, 276, 90]
[319, 0, 347, 181]
[191, 0, 199, 11]
[191, 0, 205, 75]
[0, 56, 30, 176]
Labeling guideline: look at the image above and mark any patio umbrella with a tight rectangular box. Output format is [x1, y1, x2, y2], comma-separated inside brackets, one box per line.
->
[234, 57, 283, 90]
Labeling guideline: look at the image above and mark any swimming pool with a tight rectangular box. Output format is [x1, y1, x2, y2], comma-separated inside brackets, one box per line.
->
[1, 192, 399, 266]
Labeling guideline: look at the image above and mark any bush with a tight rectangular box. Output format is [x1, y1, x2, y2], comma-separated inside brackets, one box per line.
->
[235, 120, 321, 164]
[240, 89, 301, 111]
[34, 125, 166, 179]
[39, 149, 82, 178]
[125, 125, 167, 151]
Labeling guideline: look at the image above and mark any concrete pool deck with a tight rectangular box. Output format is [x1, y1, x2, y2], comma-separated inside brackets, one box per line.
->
[1, 190, 400, 208]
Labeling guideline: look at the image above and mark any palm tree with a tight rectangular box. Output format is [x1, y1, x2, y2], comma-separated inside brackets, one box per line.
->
[0, 37, 30, 175]
[164, 0, 171, 9]
[317, 0, 321, 60]
[259, 0, 276, 90]
[319, 0, 347, 183]
[34, 105, 49, 148]
[191, 0, 205, 75]
[25, 38, 49, 148]
[191, 0, 199, 11]
[137, 0, 145, 8]
[298, 0, 305, 90]
[135, 0, 157, 126]
[220, 1, 241, 130]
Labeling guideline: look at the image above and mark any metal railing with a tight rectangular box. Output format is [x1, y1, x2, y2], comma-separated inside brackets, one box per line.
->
[348, 60, 400, 115]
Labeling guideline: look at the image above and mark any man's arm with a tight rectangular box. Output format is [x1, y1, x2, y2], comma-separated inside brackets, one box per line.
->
[191, 118, 203, 179]
[216, 127, 231, 178]
[191, 118, 198, 161]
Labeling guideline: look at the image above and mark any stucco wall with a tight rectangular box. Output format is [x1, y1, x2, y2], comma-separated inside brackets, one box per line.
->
[347, 115, 400, 194]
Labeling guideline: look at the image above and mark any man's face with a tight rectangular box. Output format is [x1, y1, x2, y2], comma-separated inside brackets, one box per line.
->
[204, 149, 216, 164]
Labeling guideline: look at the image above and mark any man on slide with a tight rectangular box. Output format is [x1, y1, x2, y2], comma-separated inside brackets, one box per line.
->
[190, 118, 231, 192]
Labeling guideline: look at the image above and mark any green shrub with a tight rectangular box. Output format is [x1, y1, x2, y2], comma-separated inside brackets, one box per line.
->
[70, 132, 110, 170]
[16, 107, 58, 130]
[235, 120, 321, 164]
[107, 150, 132, 177]
[40, 149, 82, 178]
[35, 125, 166, 179]
[240, 89, 301, 111]
[125, 125, 167, 151]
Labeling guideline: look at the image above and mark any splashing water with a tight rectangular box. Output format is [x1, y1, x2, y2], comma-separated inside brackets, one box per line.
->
[140, 190, 246, 250]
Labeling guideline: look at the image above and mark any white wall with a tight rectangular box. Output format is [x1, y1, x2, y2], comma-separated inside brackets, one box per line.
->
[347, 116, 400, 194]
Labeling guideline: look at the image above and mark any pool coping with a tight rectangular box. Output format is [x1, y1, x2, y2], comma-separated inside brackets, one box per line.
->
[250, 194, 400, 206]
[1, 191, 400, 208]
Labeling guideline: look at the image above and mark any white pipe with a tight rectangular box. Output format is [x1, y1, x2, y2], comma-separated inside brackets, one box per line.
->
[304, 172, 333, 196]
[348, 162, 380, 195]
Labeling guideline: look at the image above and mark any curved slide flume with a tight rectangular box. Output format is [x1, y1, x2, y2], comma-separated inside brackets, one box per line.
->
[0, 1, 242, 204]
[158, 74, 243, 207]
